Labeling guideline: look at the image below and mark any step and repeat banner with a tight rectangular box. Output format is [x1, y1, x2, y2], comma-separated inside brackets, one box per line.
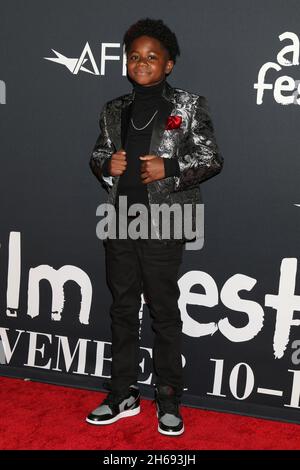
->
[1, 0, 300, 423]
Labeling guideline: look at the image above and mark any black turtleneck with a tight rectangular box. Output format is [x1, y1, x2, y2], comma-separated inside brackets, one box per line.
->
[103, 77, 180, 210]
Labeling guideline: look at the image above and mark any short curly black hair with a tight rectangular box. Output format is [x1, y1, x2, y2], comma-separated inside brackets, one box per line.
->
[123, 18, 180, 64]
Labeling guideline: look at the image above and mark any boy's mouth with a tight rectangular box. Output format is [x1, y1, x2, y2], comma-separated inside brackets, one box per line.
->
[135, 71, 150, 75]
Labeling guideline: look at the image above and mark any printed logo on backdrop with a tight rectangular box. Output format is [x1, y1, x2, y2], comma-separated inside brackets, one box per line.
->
[0, 231, 158, 384]
[0, 80, 6, 104]
[0, 339, 6, 364]
[44, 42, 127, 75]
[2, 231, 300, 411]
[254, 32, 300, 105]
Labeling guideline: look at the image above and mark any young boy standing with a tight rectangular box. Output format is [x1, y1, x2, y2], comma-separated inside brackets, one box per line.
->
[87, 18, 223, 436]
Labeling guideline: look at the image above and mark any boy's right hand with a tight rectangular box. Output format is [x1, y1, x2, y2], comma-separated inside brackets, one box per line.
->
[107, 149, 127, 176]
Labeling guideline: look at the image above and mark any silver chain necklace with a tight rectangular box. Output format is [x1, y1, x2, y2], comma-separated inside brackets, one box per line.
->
[130, 110, 158, 131]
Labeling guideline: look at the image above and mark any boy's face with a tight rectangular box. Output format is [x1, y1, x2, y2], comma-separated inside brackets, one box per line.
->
[126, 35, 174, 87]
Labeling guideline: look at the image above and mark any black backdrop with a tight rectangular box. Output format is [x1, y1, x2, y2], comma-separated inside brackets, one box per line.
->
[1, 0, 300, 423]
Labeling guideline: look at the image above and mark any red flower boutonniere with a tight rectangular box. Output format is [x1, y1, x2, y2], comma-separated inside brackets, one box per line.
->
[165, 115, 182, 130]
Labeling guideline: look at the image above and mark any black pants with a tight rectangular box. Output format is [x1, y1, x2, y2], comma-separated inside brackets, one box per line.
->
[104, 215, 184, 397]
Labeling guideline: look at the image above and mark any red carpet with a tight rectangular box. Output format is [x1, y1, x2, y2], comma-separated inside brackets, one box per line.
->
[0, 377, 299, 450]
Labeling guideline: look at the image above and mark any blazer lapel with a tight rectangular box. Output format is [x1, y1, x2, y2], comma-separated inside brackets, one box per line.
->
[148, 98, 174, 155]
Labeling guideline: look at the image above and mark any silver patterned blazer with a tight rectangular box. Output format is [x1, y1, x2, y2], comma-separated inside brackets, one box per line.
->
[89, 80, 224, 242]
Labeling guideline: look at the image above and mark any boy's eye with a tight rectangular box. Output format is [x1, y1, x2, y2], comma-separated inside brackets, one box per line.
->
[129, 55, 156, 60]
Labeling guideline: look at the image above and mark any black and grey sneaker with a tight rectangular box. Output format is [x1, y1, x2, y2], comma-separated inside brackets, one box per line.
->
[86, 385, 140, 425]
[154, 385, 184, 436]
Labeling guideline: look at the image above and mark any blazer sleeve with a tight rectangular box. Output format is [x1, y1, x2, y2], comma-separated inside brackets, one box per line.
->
[173, 95, 224, 192]
[89, 103, 115, 189]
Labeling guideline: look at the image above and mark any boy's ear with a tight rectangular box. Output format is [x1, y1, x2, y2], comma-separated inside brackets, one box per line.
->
[165, 60, 174, 74]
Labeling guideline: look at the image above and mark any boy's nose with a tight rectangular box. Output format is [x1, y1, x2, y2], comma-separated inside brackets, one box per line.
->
[137, 58, 149, 65]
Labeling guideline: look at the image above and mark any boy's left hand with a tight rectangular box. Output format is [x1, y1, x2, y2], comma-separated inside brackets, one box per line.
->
[139, 155, 165, 184]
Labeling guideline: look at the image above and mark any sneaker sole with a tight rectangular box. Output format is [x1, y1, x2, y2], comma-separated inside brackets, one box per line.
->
[158, 424, 185, 436]
[86, 405, 140, 425]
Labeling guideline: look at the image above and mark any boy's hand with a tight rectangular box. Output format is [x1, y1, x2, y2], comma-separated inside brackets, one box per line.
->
[108, 149, 127, 176]
[139, 155, 165, 184]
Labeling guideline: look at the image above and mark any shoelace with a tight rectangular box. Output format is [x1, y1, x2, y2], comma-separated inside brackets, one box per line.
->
[153, 395, 181, 416]
[103, 391, 129, 406]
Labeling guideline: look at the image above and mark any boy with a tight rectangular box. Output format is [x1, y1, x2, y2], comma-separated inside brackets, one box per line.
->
[87, 18, 223, 436]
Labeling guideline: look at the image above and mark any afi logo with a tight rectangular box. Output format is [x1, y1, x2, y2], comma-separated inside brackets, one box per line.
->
[254, 32, 300, 105]
[44, 42, 127, 76]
